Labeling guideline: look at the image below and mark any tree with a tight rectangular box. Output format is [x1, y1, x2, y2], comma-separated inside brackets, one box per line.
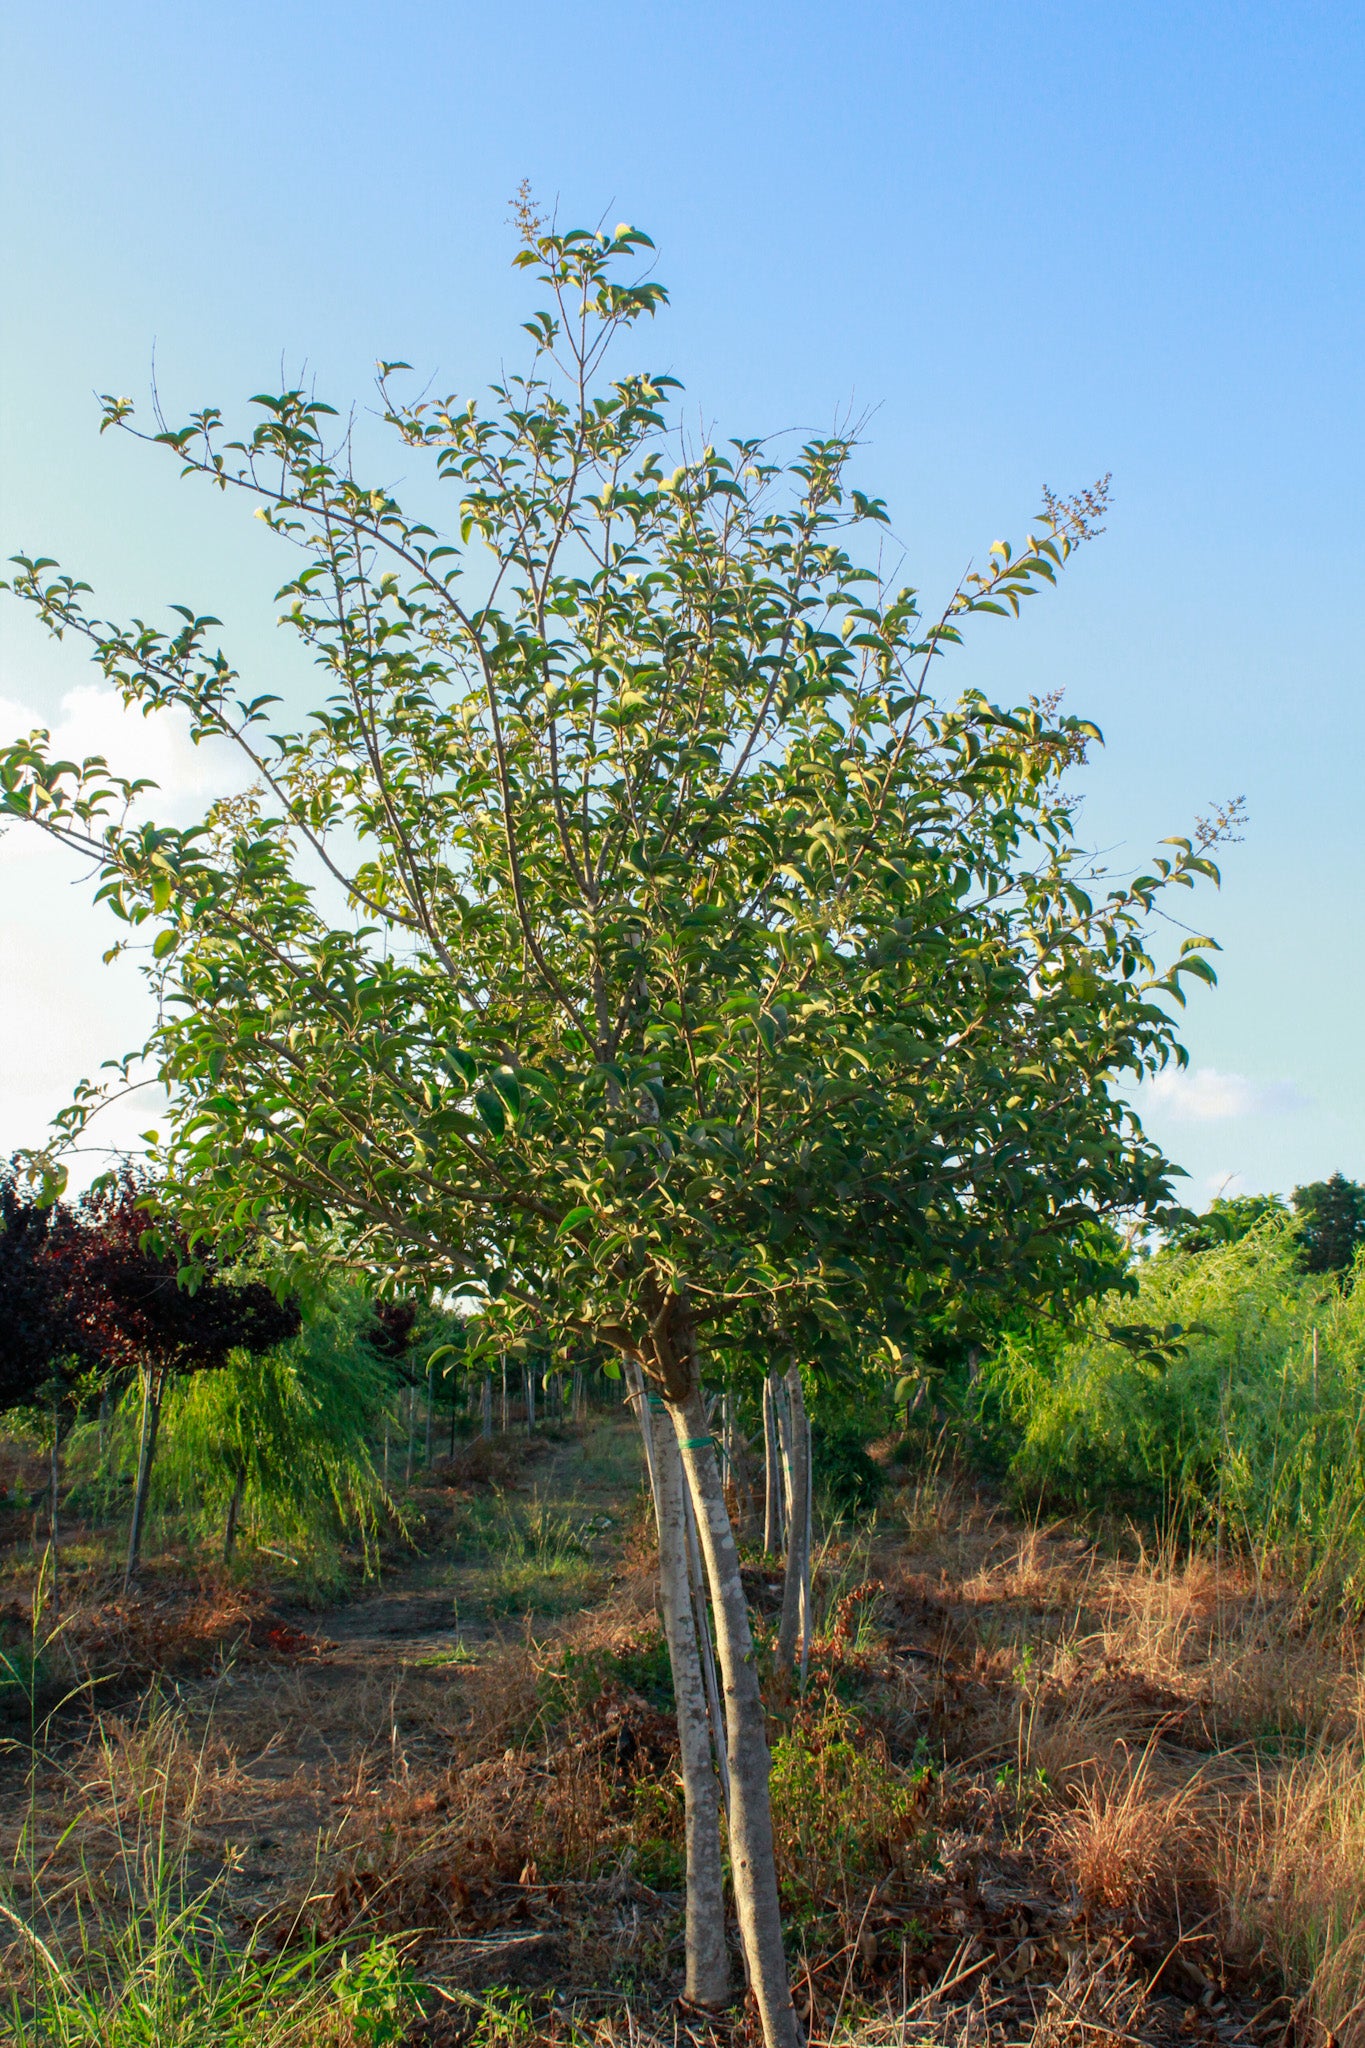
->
[1293, 1174, 1365, 1275]
[1169, 1192, 1290, 1255]
[0, 1167, 97, 1612]
[155, 1284, 393, 1568]
[68, 1175, 300, 1584]
[0, 209, 1233, 2045]
[0, 1168, 88, 1413]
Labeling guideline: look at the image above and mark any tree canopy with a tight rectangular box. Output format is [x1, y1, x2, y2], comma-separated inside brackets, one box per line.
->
[1293, 1174, 1365, 1275]
[0, 216, 1231, 1398]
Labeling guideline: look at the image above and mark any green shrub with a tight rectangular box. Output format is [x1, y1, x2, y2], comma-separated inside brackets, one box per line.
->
[811, 1422, 885, 1517]
[978, 1221, 1365, 1596]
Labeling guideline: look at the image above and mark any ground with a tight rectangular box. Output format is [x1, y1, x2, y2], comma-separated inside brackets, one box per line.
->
[1, 1410, 1361, 2046]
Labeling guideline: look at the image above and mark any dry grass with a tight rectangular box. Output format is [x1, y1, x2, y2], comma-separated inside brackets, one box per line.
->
[4, 1429, 1365, 2045]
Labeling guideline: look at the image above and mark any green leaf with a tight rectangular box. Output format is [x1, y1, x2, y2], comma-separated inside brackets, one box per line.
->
[474, 1089, 506, 1137]
[489, 1068, 523, 1117]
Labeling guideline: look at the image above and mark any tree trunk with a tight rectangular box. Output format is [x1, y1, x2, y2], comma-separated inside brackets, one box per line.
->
[125, 1366, 165, 1591]
[481, 1371, 493, 1440]
[223, 1471, 245, 1561]
[525, 1363, 536, 1435]
[682, 1458, 730, 1811]
[671, 1388, 803, 2048]
[800, 1409, 812, 1690]
[777, 1365, 811, 1674]
[646, 1393, 730, 2007]
[404, 1385, 415, 1483]
[775, 1374, 795, 1541]
[624, 1361, 729, 2008]
[49, 1403, 61, 1626]
[763, 1374, 782, 1555]
[500, 1360, 508, 1432]
[425, 1360, 435, 1466]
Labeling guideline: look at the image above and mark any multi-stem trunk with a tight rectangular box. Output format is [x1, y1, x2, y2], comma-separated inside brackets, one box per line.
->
[125, 1365, 166, 1591]
[671, 1385, 803, 2048]
[776, 1364, 812, 1675]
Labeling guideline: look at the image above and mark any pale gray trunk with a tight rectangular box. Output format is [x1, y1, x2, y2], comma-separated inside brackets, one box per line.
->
[682, 1458, 730, 1811]
[776, 1373, 795, 1537]
[125, 1366, 165, 1591]
[524, 1363, 536, 1435]
[672, 1389, 803, 2048]
[762, 1374, 783, 1555]
[223, 1470, 245, 1561]
[777, 1365, 812, 1675]
[623, 1372, 729, 2007]
[800, 1410, 812, 1689]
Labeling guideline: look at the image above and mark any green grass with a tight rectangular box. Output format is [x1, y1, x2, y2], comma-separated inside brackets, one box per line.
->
[485, 1494, 602, 1617]
[979, 1223, 1365, 1597]
[1, 1838, 421, 2048]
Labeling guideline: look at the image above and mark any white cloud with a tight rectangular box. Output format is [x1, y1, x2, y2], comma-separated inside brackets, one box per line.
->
[0, 683, 240, 824]
[1143, 1066, 1308, 1121]
[0, 685, 242, 1183]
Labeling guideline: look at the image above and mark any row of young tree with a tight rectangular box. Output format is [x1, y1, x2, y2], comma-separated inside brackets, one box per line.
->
[0, 1167, 298, 1596]
[1, 206, 1243, 2045]
[0, 1169, 652, 1588]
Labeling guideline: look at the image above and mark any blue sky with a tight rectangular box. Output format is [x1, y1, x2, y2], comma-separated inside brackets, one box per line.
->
[2, 0, 1362, 1201]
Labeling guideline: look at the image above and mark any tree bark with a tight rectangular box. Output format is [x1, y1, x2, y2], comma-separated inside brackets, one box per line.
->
[618, 1362, 731, 2008]
[800, 1409, 812, 1690]
[223, 1470, 245, 1561]
[776, 1364, 811, 1674]
[125, 1366, 165, 1591]
[482, 1371, 493, 1439]
[681, 1458, 730, 1811]
[425, 1360, 435, 1465]
[525, 1362, 536, 1435]
[763, 1374, 783, 1555]
[775, 1373, 795, 1541]
[671, 1387, 802, 2048]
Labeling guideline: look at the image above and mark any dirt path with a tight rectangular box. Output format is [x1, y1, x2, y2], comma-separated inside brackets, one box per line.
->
[40, 1417, 651, 1942]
